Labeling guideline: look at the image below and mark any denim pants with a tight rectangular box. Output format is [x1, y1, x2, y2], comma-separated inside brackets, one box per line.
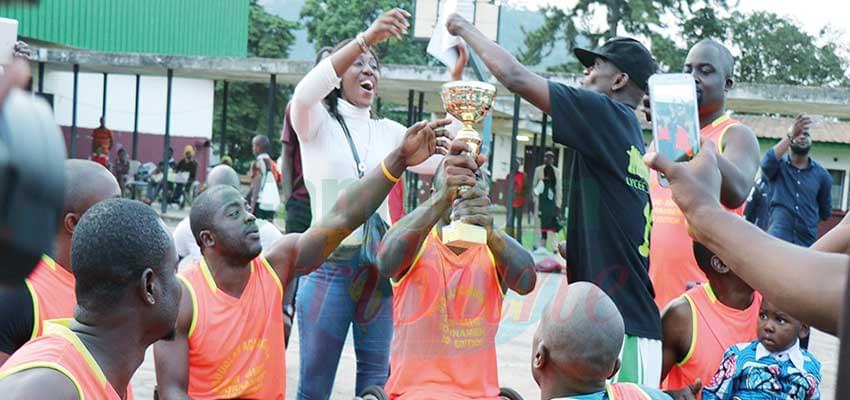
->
[295, 245, 393, 399]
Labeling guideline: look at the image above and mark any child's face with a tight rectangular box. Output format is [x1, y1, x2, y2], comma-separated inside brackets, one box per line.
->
[758, 301, 806, 353]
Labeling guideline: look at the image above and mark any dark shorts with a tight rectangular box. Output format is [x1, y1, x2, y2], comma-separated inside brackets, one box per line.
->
[285, 198, 312, 234]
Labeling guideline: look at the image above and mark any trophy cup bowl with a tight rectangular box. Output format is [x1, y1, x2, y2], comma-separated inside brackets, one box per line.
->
[439, 81, 496, 248]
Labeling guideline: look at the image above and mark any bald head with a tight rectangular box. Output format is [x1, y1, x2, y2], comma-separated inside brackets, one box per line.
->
[206, 165, 241, 190]
[691, 38, 734, 79]
[533, 282, 625, 388]
[64, 159, 121, 216]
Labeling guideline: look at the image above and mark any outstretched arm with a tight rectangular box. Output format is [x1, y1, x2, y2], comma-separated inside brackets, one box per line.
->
[378, 143, 482, 280]
[265, 120, 451, 284]
[446, 14, 550, 114]
[452, 187, 536, 294]
[645, 145, 847, 334]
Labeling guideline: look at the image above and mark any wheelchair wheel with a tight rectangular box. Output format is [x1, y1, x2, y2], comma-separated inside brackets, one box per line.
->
[499, 387, 524, 400]
[358, 385, 389, 400]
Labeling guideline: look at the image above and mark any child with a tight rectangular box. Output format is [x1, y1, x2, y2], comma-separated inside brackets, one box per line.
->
[702, 300, 821, 399]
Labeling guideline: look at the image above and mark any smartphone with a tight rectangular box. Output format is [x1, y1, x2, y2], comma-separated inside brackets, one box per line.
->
[0, 18, 17, 65]
[648, 73, 701, 187]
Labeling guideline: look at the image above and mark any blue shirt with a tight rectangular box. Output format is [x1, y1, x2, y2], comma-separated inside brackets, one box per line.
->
[703, 340, 821, 400]
[760, 148, 832, 246]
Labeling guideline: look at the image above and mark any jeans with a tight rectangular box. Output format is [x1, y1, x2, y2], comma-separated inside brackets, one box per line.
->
[296, 245, 393, 399]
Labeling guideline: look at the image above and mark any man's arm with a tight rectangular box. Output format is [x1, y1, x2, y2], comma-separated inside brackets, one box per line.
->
[280, 143, 294, 202]
[446, 14, 550, 114]
[264, 121, 458, 284]
[812, 213, 850, 254]
[661, 298, 693, 381]
[0, 283, 36, 366]
[646, 145, 847, 334]
[0, 368, 80, 400]
[452, 187, 536, 294]
[377, 194, 447, 280]
[717, 125, 760, 208]
[818, 171, 833, 222]
[153, 282, 194, 400]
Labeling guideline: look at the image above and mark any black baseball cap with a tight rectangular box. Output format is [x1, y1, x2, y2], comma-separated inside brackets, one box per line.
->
[573, 37, 658, 92]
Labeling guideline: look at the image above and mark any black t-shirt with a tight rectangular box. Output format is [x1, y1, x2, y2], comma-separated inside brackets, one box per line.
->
[0, 283, 35, 355]
[549, 81, 660, 339]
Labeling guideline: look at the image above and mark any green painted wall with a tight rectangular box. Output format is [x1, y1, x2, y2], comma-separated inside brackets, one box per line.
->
[1, 0, 248, 57]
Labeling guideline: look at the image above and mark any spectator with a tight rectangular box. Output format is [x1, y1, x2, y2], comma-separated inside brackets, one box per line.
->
[512, 158, 526, 240]
[112, 147, 130, 195]
[761, 114, 832, 247]
[173, 145, 198, 207]
[88, 145, 109, 168]
[744, 177, 771, 231]
[533, 151, 561, 252]
[249, 135, 280, 222]
[91, 116, 113, 156]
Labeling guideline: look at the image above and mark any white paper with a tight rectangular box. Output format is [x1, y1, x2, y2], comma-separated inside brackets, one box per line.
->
[0, 18, 18, 65]
[426, 0, 475, 68]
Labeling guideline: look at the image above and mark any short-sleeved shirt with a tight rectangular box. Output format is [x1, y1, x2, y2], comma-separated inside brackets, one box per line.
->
[548, 81, 660, 339]
[760, 148, 833, 246]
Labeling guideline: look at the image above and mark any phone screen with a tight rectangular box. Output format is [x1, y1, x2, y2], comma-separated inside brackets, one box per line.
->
[0, 18, 17, 65]
[649, 74, 701, 187]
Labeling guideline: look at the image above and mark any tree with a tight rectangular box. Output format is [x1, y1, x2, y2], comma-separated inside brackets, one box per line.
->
[211, 0, 298, 172]
[299, 0, 428, 65]
[517, 0, 727, 71]
[726, 11, 848, 86]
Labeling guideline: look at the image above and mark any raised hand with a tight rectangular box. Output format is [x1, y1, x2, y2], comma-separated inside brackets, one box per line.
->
[788, 114, 813, 141]
[451, 187, 493, 234]
[400, 118, 453, 167]
[446, 13, 472, 36]
[364, 8, 411, 46]
[437, 139, 486, 203]
[450, 44, 469, 81]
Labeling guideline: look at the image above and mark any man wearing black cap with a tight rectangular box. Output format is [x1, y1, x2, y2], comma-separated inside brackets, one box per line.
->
[447, 15, 662, 387]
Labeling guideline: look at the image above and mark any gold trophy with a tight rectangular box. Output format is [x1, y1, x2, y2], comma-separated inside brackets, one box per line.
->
[440, 80, 497, 248]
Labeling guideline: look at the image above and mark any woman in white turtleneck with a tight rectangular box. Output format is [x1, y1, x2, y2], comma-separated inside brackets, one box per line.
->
[289, 8, 466, 399]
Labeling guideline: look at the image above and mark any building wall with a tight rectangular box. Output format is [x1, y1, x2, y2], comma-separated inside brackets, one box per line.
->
[1, 0, 248, 57]
[35, 68, 215, 181]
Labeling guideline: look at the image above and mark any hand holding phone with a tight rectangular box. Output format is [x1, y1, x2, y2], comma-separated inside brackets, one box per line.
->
[648, 74, 701, 187]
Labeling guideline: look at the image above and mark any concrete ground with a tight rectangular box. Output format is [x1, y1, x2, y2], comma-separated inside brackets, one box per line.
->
[134, 210, 839, 399]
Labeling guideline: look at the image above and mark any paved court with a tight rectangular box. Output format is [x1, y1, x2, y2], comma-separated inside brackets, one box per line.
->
[132, 222, 840, 400]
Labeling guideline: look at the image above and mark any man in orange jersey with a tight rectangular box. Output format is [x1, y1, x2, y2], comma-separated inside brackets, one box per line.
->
[661, 242, 761, 398]
[0, 160, 121, 365]
[649, 38, 761, 310]
[531, 282, 678, 399]
[0, 199, 182, 399]
[378, 164, 536, 399]
[153, 120, 459, 400]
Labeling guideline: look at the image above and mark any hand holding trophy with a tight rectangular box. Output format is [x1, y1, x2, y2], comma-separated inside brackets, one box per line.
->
[440, 80, 496, 248]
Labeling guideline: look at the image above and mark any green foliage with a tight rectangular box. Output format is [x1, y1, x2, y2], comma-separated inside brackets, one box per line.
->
[300, 0, 428, 65]
[726, 11, 849, 86]
[211, 0, 297, 173]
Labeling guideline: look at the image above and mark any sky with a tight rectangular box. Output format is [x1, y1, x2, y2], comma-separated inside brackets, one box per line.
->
[505, 0, 850, 40]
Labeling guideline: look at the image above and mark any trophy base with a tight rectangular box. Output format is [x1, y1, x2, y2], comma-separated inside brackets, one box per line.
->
[442, 221, 488, 249]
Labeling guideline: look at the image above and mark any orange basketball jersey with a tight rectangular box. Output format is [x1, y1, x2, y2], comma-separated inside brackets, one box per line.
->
[25, 255, 76, 339]
[663, 283, 761, 398]
[385, 231, 504, 400]
[0, 320, 129, 399]
[649, 115, 745, 309]
[179, 256, 285, 400]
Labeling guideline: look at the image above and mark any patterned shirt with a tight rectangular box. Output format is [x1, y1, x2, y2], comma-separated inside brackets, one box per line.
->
[703, 340, 821, 400]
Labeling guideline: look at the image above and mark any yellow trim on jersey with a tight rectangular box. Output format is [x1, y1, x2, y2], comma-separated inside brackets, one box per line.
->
[259, 256, 284, 297]
[41, 255, 58, 271]
[177, 275, 199, 339]
[24, 279, 40, 341]
[44, 320, 109, 388]
[486, 247, 506, 297]
[391, 231, 433, 288]
[0, 361, 85, 400]
[198, 259, 218, 293]
[703, 282, 719, 303]
[710, 114, 731, 128]
[676, 294, 699, 367]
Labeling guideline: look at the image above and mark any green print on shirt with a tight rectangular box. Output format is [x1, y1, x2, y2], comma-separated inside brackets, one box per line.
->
[625, 145, 649, 193]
